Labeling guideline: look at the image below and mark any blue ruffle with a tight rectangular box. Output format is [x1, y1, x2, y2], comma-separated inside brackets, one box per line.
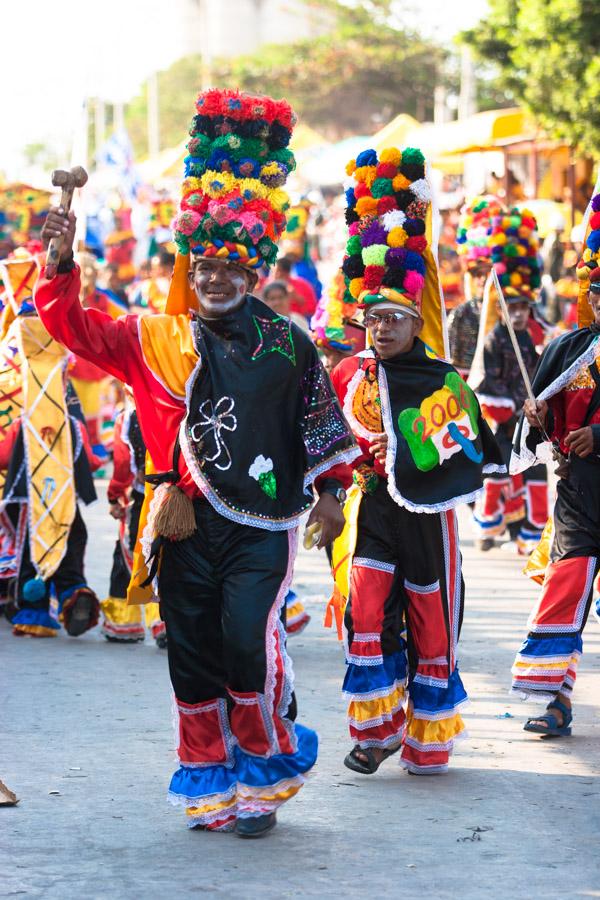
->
[12, 608, 60, 631]
[517, 633, 582, 658]
[343, 649, 407, 697]
[409, 667, 467, 715]
[169, 723, 318, 801]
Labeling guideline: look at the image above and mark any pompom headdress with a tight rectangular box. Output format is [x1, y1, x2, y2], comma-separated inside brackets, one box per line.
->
[172, 88, 296, 269]
[489, 206, 541, 301]
[456, 195, 506, 273]
[311, 270, 365, 354]
[576, 191, 600, 327]
[342, 146, 430, 316]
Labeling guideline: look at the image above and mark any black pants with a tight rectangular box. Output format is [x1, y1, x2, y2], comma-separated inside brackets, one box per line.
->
[158, 499, 299, 761]
[109, 490, 144, 598]
[17, 505, 88, 606]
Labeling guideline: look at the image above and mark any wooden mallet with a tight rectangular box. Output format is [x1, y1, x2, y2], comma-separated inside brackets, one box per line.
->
[45, 165, 88, 279]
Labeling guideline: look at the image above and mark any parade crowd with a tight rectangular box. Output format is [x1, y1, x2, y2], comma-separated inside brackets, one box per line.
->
[1, 87, 599, 838]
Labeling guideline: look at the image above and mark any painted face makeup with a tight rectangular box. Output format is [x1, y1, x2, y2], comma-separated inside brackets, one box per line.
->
[189, 259, 251, 318]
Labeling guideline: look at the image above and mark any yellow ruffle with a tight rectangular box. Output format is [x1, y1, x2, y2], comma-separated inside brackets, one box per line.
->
[513, 656, 578, 671]
[348, 685, 405, 724]
[184, 781, 301, 818]
[406, 711, 465, 745]
[101, 596, 144, 627]
[12, 624, 57, 637]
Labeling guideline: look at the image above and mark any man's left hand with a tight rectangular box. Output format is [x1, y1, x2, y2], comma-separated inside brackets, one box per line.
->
[306, 493, 345, 549]
[565, 426, 594, 458]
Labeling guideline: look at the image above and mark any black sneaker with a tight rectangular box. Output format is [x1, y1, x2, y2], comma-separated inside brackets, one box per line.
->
[64, 588, 98, 637]
[235, 813, 277, 839]
[155, 633, 168, 650]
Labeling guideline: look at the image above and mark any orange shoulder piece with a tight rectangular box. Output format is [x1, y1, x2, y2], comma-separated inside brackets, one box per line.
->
[138, 313, 198, 399]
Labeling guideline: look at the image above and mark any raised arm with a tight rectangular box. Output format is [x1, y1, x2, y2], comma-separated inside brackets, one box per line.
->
[36, 208, 138, 384]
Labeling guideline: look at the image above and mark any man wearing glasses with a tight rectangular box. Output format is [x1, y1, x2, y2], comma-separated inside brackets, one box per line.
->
[329, 146, 503, 777]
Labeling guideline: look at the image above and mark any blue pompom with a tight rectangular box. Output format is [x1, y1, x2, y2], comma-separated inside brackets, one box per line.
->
[587, 229, 600, 253]
[355, 149, 378, 168]
[22, 577, 46, 603]
[345, 187, 356, 207]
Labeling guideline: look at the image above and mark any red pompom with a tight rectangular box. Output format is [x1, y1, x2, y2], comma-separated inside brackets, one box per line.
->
[363, 265, 386, 290]
[590, 212, 600, 231]
[354, 182, 370, 199]
[377, 196, 397, 214]
[406, 235, 428, 253]
[520, 216, 537, 230]
[376, 163, 397, 179]
[588, 266, 600, 282]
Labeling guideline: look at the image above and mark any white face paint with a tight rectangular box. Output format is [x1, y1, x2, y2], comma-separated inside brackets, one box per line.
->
[189, 259, 250, 319]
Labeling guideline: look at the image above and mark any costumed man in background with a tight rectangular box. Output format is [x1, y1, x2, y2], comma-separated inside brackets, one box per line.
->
[329, 146, 504, 775]
[69, 251, 113, 456]
[311, 269, 365, 375]
[510, 196, 600, 738]
[101, 400, 166, 647]
[38, 88, 358, 838]
[449, 197, 505, 378]
[471, 208, 548, 554]
[0, 252, 100, 637]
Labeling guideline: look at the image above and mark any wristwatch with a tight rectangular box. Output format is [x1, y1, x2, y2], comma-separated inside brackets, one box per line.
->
[320, 480, 347, 505]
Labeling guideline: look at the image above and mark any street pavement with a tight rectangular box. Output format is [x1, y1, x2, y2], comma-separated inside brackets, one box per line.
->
[1, 484, 599, 899]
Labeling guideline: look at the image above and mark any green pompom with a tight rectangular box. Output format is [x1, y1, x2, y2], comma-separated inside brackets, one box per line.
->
[504, 244, 518, 257]
[509, 215, 521, 228]
[346, 235, 362, 255]
[530, 272, 541, 288]
[371, 178, 394, 198]
[362, 244, 388, 266]
[343, 288, 356, 304]
[401, 147, 425, 166]
[473, 201, 487, 213]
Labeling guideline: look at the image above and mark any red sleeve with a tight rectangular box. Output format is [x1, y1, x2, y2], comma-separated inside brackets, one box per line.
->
[107, 413, 133, 502]
[35, 266, 137, 384]
[0, 420, 20, 470]
[77, 419, 103, 472]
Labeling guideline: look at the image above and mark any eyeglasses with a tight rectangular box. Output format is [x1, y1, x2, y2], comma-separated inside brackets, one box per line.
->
[364, 311, 410, 328]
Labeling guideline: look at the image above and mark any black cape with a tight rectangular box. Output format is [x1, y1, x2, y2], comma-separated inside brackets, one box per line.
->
[511, 325, 600, 473]
[375, 340, 504, 512]
[180, 295, 359, 530]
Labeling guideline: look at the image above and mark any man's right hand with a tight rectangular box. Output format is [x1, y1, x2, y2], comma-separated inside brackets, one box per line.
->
[523, 398, 548, 429]
[42, 207, 76, 261]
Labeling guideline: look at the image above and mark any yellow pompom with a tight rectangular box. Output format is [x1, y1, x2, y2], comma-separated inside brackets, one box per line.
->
[494, 233, 507, 246]
[387, 227, 408, 248]
[576, 265, 590, 280]
[354, 165, 377, 187]
[516, 245, 526, 256]
[510, 273, 522, 286]
[182, 177, 202, 194]
[355, 196, 378, 216]
[518, 226, 531, 238]
[502, 217, 511, 229]
[270, 188, 290, 212]
[380, 148, 402, 167]
[346, 159, 357, 176]
[463, 215, 473, 227]
[392, 174, 411, 191]
[583, 248, 592, 262]
[349, 278, 364, 299]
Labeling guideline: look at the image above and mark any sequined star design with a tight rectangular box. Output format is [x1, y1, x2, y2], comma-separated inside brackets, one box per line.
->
[251, 315, 296, 366]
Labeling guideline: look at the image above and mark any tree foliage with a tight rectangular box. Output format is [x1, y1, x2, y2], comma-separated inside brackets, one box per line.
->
[124, 0, 453, 158]
[462, 0, 600, 156]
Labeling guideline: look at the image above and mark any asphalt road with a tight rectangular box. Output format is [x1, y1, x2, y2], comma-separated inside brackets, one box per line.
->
[1, 487, 599, 899]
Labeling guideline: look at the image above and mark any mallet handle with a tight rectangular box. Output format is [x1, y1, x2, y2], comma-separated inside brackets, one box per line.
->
[45, 186, 74, 276]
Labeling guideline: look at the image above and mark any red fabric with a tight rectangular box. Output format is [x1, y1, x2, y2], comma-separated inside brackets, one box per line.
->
[350, 707, 406, 748]
[527, 318, 545, 348]
[227, 689, 272, 756]
[549, 387, 600, 454]
[330, 355, 374, 471]
[77, 419, 103, 472]
[532, 556, 593, 630]
[176, 698, 229, 765]
[401, 744, 450, 770]
[348, 565, 394, 637]
[0, 419, 19, 469]
[35, 266, 199, 497]
[70, 356, 107, 383]
[108, 412, 134, 502]
[285, 275, 317, 318]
